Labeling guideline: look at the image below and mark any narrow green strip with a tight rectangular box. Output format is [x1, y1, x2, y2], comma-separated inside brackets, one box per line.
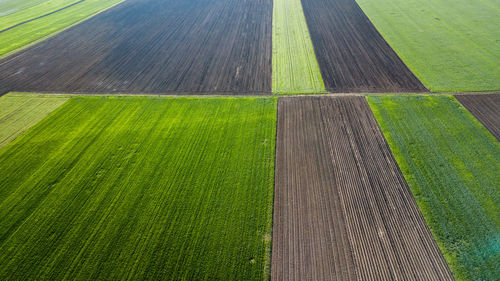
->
[272, 0, 325, 94]
[367, 95, 500, 280]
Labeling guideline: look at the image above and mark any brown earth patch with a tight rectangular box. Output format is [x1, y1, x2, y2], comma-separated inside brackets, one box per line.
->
[272, 96, 453, 280]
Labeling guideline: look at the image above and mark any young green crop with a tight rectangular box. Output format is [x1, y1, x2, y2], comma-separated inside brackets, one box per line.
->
[367, 95, 500, 280]
[357, 0, 500, 92]
[272, 0, 325, 94]
[0, 0, 123, 57]
[1, 0, 79, 30]
[0, 93, 68, 149]
[0, 96, 276, 280]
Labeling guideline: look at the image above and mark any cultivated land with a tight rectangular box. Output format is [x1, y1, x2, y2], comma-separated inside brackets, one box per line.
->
[272, 0, 325, 94]
[272, 96, 452, 280]
[0, 0, 272, 95]
[0, 97, 276, 280]
[0, 93, 67, 149]
[456, 94, 500, 141]
[0, 0, 123, 57]
[358, 0, 500, 92]
[300, 0, 426, 93]
[368, 95, 500, 280]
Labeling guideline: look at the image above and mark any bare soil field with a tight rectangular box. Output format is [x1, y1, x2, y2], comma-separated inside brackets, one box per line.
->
[272, 96, 452, 280]
[456, 94, 500, 141]
[0, 0, 272, 94]
[300, 0, 427, 93]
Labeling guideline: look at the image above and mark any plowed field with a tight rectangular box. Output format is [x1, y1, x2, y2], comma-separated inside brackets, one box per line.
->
[0, 0, 272, 94]
[300, 0, 426, 93]
[456, 94, 500, 141]
[272, 96, 451, 280]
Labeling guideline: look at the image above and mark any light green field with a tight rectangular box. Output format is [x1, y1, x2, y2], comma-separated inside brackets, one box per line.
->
[368, 95, 500, 280]
[0, 96, 276, 280]
[272, 0, 325, 94]
[1, 0, 78, 30]
[0, 93, 68, 150]
[0, 0, 123, 57]
[357, 0, 500, 92]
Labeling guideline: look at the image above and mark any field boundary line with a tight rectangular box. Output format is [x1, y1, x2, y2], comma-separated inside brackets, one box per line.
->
[5, 91, 499, 99]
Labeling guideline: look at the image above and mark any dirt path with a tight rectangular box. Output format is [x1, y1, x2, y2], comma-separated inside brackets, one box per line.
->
[272, 96, 453, 280]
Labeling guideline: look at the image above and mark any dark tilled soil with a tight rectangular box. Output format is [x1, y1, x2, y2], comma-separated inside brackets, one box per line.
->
[272, 96, 453, 280]
[0, 0, 272, 94]
[300, 0, 427, 93]
[456, 94, 500, 141]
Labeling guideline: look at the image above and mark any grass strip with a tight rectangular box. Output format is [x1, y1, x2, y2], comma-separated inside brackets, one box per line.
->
[272, 0, 325, 94]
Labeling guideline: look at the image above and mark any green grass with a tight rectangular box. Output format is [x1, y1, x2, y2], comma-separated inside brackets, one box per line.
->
[367, 95, 500, 280]
[0, 93, 68, 150]
[0, 0, 123, 57]
[357, 0, 500, 92]
[0, 96, 277, 280]
[1, 0, 79, 30]
[272, 0, 325, 94]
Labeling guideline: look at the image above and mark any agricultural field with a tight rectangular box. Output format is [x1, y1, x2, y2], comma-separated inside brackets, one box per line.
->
[300, 0, 426, 93]
[272, 96, 452, 280]
[368, 95, 500, 280]
[357, 0, 500, 92]
[0, 93, 68, 149]
[0, 0, 499, 279]
[456, 94, 500, 141]
[0, 0, 124, 57]
[0, 0, 272, 94]
[272, 0, 324, 94]
[0, 96, 276, 280]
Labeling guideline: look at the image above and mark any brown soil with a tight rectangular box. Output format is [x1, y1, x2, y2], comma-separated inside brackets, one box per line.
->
[301, 0, 427, 93]
[0, 0, 272, 94]
[456, 94, 500, 141]
[272, 96, 453, 280]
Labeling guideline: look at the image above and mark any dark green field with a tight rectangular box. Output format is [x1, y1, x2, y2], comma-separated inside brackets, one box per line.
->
[0, 96, 276, 280]
[368, 95, 500, 280]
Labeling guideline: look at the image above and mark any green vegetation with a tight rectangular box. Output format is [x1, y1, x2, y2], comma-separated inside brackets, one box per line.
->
[357, 0, 500, 92]
[272, 0, 325, 94]
[0, 96, 276, 280]
[367, 95, 500, 280]
[1, 0, 79, 30]
[0, 93, 68, 150]
[0, 0, 123, 57]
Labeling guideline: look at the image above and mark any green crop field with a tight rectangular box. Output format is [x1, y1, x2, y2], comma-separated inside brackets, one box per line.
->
[0, 0, 123, 57]
[0, 93, 68, 150]
[272, 0, 325, 94]
[357, 0, 500, 92]
[368, 95, 500, 280]
[0, 96, 276, 280]
[1, 0, 80, 30]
